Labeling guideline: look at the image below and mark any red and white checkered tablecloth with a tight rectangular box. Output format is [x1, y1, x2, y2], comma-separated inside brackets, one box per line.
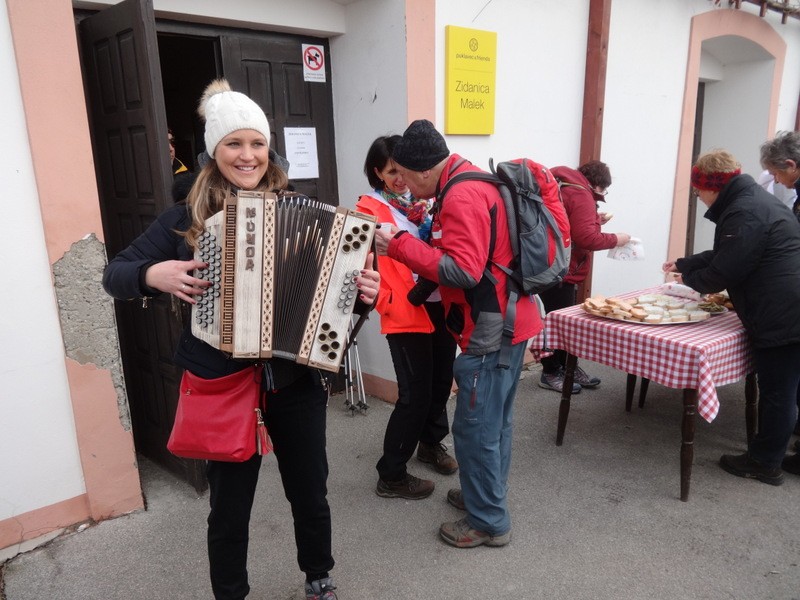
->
[534, 287, 754, 423]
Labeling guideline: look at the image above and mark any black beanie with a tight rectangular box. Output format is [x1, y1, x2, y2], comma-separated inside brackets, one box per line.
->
[392, 119, 450, 171]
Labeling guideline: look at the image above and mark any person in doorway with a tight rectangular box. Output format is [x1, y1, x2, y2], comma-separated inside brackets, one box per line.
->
[663, 149, 800, 485]
[168, 127, 189, 174]
[537, 160, 631, 394]
[761, 130, 800, 223]
[103, 79, 380, 600]
[374, 119, 542, 548]
[355, 135, 458, 501]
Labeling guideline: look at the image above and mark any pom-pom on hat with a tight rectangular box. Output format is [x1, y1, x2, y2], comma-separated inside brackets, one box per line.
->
[393, 119, 450, 172]
[198, 79, 271, 158]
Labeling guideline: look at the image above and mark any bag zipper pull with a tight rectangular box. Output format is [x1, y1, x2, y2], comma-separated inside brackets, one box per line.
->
[255, 408, 272, 455]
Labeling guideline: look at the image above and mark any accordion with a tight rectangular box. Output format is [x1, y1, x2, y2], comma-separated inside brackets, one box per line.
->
[191, 190, 377, 372]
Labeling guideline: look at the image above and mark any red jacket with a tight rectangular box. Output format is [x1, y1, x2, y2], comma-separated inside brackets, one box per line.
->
[355, 193, 434, 334]
[550, 166, 619, 284]
[389, 155, 542, 354]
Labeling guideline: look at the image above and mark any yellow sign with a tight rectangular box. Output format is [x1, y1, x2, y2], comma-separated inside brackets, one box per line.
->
[445, 26, 497, 135]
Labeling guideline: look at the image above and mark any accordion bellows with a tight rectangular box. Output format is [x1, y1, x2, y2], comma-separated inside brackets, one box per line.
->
[191, 190, 377, 372]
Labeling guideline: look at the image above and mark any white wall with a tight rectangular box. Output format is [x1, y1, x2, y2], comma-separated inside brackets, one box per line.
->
[329, 0, 410, 382]
[0, 1, 85, 520]
[433, 0, 589, 168]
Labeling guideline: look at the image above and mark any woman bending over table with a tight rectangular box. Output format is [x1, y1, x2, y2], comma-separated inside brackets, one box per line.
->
[663, 148, 800, 486]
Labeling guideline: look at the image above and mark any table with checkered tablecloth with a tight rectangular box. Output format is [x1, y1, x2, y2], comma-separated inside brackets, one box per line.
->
[534, 287, 756, 501]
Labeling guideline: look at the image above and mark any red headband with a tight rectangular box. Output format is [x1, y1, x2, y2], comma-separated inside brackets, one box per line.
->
[691, 166, 741, 192]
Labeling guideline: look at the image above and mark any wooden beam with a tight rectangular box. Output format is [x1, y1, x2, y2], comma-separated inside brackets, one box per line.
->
[579, 0, 611, 166]
[577, 0, 612, 301]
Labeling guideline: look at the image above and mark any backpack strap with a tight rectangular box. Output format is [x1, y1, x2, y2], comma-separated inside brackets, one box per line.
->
[437, 170, 520, 369]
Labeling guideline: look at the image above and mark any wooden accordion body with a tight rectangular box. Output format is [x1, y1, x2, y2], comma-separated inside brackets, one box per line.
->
[191, 190, 377, 372]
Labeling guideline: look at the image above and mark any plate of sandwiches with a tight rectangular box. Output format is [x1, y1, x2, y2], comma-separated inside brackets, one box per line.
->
[581, 294, 713, 325]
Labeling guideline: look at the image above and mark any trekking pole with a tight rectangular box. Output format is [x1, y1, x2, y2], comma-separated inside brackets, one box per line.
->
[343, 340, 357, 416]
[350, 333, 368, 414]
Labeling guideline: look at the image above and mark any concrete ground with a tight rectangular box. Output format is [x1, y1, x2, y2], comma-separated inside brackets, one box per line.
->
[2, 360, 799, 600]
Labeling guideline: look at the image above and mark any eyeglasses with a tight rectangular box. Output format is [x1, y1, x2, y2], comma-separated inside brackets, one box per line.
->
[168, 136, 175, 145]
[594, 187, 608, 197]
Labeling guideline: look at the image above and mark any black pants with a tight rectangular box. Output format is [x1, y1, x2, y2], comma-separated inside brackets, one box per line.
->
[206, 371, 333, 600]
[538, 283, 577, 374]
[748, 343, 800, 467]
[376, 301, 458, 481]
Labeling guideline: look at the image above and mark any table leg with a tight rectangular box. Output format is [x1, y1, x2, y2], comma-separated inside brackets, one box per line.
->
[556, 353, 577, 446]
[638, 378, 650, 409]
[625, 374, 636, 412]
[680, 388, 697, 502]
[745, 372, 758, 444]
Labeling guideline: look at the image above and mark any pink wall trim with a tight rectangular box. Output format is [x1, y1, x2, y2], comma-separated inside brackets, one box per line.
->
[4, 0, 144, 548]
[0, 495, 90, 550]
[67, 360, 144, 520]
[405, 0, 436, 122]
[361, 373, 400, 405]
[667, 10, 786, 262]
[6, 0, 105, 260]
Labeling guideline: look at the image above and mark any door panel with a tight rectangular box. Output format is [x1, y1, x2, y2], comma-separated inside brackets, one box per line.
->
[78, 0, 206, 492]
[221, 33, 339, 204]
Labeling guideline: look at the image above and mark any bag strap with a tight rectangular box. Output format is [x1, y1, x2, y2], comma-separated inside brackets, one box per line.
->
[437, 168, 522, 369]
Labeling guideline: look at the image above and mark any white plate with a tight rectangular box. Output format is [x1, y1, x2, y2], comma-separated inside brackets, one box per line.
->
[586, 312, 708, 326]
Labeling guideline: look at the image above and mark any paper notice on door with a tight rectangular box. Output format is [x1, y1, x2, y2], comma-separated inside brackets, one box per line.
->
[283, 127, 319, 180]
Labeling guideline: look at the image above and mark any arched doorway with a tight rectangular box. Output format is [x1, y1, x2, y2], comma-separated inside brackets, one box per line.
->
[668, 10, 786, 259]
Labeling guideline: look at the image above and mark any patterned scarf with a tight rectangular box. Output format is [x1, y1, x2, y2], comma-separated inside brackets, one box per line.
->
[380, 189, 427, 223]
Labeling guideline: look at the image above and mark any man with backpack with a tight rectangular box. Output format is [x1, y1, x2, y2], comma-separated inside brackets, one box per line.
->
[373, 119, 543, 548]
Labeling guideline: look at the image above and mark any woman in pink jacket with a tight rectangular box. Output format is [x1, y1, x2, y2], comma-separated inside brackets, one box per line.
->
[538, 160, 630, 393]
[356, 136, 458, 500]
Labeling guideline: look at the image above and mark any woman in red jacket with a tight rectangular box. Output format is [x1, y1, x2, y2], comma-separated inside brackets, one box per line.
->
[356, 135, 458, 500]
[538, 160, 631, 393]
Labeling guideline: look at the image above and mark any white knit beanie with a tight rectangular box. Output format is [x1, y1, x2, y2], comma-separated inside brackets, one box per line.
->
[198, 79, 271, 158]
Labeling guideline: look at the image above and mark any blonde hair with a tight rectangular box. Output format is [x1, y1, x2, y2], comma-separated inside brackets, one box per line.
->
[183, 160, 288, 249]
[693, 149, 741, 174]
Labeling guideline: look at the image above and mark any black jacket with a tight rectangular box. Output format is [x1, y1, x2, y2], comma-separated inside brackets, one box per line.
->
[103, 202, 312, 386]
[677, 174, 800, 348]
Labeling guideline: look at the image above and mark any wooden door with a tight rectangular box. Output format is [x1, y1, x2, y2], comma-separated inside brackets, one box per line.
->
[78, 0, 206, 491]
[220, 33, 339, 204]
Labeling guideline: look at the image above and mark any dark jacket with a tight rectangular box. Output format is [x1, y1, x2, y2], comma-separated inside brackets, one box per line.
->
[551, 166, 618, 284]
[102, 201, 318, 386]
[677, 174, 800, 348]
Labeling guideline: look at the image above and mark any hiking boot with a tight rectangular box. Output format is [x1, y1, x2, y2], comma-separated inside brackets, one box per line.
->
[446, 488, 465, 510]
[376, 473, 434, 499]
[573, 365, 601, 388]
[439, 517, 511, 548]
[719, 452, 784, 486]
[782, 453, 800, 476]
[417, 442, 458, 475]
[539, 369, 581, 394]
[305, 577, 337, 600]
